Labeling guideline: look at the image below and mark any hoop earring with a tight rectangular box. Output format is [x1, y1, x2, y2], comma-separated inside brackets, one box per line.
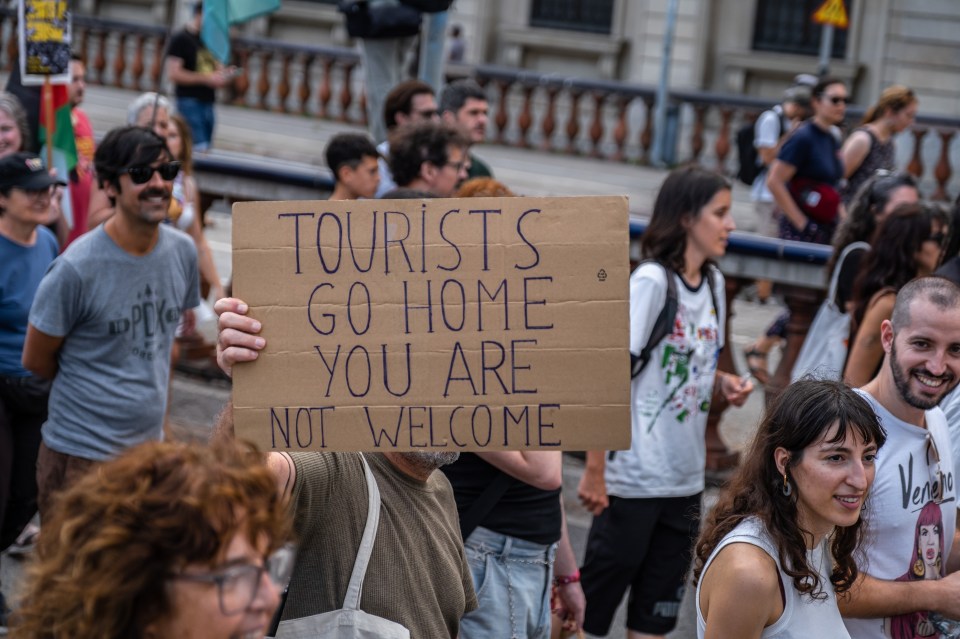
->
[913, 557, 924, 578]
[782, 473, 792, 497]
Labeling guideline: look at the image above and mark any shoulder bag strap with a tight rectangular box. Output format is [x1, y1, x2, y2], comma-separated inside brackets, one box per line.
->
[341, 453, 382, 611]
[458, 471, 512, 541]
[829, 241, 871, 303]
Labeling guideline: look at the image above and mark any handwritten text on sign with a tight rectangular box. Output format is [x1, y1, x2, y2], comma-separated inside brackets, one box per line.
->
[232, 196, 630, 452]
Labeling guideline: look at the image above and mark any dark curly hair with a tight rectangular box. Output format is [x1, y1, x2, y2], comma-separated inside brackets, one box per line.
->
[852, 202, 948, 328]
[828, 172, 918, 275]
[387, 121, 469, 189]
[11, 440, 291, 639]
[694, 379, 886, 598]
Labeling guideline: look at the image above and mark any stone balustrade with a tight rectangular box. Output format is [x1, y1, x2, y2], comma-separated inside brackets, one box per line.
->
[0, 9, 957, 199]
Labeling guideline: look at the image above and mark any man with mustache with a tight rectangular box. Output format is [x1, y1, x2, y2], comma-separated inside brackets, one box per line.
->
[840, 276, 960, 637]
[22, 126, 199, 521]
[213, 300, 478, 637]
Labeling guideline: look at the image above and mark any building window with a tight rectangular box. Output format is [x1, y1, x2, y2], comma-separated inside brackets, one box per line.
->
[529, 0, 614, 34]
[753, 0, 849, 58]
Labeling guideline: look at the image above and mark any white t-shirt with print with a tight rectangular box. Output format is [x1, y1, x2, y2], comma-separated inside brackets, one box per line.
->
[843, 390, 957, 639]
[605, 262, 725, 499]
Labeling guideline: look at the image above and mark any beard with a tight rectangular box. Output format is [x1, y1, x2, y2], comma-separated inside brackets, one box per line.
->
[397, 451, 460, 474]
[889, 340, 957, 410]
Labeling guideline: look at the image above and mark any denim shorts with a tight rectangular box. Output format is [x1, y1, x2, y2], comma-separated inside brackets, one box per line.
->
[175, 97, 215, 150]
[458, 526, 558, 639]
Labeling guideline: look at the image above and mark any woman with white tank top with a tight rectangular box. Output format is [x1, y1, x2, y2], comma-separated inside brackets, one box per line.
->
[694, 380, 886, 638]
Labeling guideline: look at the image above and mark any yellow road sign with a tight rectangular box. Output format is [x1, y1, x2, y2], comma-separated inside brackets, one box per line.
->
[813, 0, 849, 29]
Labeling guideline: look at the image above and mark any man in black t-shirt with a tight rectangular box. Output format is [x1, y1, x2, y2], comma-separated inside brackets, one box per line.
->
[441, 452, 585, 637]
[163, 1, 233, 151]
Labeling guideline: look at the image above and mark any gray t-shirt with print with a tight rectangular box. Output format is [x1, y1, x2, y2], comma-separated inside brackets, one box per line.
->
[30, 224, 199, 461]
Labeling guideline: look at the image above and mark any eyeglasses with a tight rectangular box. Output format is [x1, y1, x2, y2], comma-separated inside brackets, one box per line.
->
[445, 157, 468, 173]
[121, 161, 181, 185]
[825, 96, 851, 105]
[171, 543, 296, 615]
[415, 108, 439, 119]
[926, 434, 946, 504]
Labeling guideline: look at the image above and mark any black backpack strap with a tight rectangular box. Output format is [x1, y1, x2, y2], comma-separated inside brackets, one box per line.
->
[704, 264, 720, 326]
[631, 261, 678, 378]
[701, 264, 723, 354]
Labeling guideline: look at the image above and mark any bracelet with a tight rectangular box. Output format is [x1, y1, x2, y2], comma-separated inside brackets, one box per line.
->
[553, 570, 580, 586]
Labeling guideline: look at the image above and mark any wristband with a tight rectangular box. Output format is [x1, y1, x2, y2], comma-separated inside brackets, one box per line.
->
[553, 570, 580, 586]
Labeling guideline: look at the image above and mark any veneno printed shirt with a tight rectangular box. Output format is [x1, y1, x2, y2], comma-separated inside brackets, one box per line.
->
[606, 262, 725, 499]
[843, 390, 957, 639]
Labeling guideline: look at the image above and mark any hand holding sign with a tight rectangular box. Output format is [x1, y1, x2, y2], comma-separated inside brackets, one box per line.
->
[215, 297, 265, 377]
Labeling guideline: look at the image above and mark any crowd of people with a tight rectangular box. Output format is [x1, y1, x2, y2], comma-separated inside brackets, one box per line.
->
[3, 4, 960, 638]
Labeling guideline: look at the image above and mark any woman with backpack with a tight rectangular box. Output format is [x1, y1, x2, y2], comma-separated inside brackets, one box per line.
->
[839, 86, 918, 206]
[844, 202, 948, 387]
[577, 165, 752, 639]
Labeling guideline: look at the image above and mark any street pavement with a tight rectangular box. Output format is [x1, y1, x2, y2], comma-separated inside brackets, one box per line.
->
[1, 81, 785, 636]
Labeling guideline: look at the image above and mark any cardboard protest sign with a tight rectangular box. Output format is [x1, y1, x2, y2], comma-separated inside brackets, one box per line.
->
[232, 196, 631, 452]
[18, 0, 72, 84]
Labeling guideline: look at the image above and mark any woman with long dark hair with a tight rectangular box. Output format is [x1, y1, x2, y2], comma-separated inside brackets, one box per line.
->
[695, 379, 886, 638]
[829, 172, 920, 311]
[844, 202, 948, 387]
[577, 165, 753, 638]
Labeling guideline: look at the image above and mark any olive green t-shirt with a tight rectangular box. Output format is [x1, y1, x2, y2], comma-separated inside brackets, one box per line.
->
[283, 452, 477, 638]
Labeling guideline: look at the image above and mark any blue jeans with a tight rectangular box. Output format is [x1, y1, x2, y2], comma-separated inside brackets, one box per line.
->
[176, 97, 215, 150]
[459, 526, 557, 639]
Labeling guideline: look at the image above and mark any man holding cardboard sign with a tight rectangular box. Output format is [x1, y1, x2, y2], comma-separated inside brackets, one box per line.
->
[217, 193, 630, 635]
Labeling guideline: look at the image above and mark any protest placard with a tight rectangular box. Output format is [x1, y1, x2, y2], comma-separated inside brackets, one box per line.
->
[18, 0, 71, 84]
[232, 196, 631, 452]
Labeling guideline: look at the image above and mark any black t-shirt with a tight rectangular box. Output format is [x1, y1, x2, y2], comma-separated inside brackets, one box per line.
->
[441, 453, 562, 545]
[165, 28, 216, 103]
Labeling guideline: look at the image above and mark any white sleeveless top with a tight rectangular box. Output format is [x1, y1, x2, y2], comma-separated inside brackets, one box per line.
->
[696, 517, 850, 638]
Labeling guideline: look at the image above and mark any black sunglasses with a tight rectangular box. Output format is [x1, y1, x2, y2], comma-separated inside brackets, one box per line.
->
[121, 161, 181, 185]
[826, 96, 851, 105]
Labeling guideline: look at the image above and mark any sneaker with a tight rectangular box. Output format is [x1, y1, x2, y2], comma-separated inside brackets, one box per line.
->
[6, 522, 39, 558]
